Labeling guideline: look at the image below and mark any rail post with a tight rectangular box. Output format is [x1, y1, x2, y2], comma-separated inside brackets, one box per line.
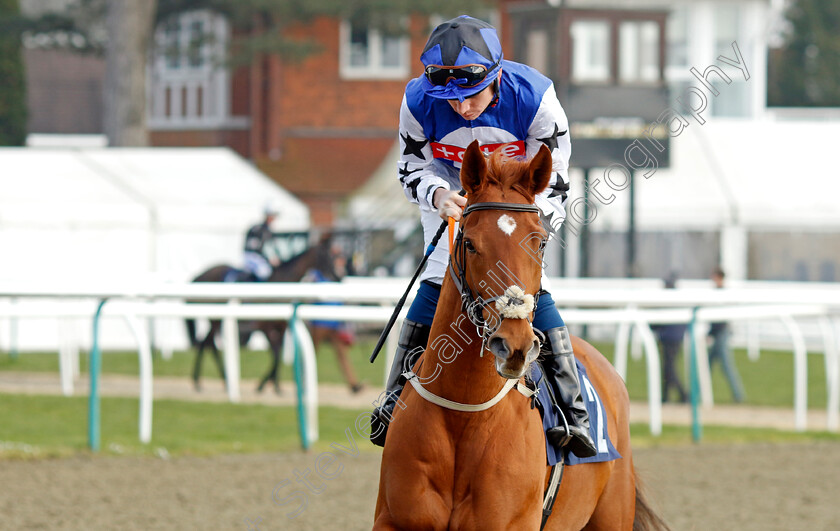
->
[88, 298, 108, 451]
[289, 303, 309, 450]
[688, 306, 702, 442]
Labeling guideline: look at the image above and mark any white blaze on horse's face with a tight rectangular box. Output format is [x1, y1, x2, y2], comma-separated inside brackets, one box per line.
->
[497, 214, 516, 236]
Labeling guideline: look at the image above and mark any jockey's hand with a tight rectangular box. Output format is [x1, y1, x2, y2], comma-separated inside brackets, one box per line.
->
[269, 257, 280, 267]
[433, 188, 467, 221]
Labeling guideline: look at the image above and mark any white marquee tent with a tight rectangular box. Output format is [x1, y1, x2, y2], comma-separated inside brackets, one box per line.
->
[0, 147, 309, 281]
[0, 146, 310, 350]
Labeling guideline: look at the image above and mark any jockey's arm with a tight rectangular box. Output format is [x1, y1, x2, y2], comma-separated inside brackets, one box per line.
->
[259, 226, 281, 266]
[397, 95, 459, 216]
[527, 83, 571, 240]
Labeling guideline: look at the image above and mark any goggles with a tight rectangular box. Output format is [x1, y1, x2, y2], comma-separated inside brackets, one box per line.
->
[424, 62, 498, 88]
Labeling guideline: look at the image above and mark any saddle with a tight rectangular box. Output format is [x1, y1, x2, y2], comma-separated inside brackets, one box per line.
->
[528, 361, 622, 466]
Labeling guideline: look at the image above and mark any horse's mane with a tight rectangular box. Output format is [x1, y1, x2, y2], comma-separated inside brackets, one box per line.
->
[478, 150, 538, 202]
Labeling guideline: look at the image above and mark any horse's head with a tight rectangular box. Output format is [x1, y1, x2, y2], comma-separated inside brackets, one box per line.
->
[454, 140, 552, 379]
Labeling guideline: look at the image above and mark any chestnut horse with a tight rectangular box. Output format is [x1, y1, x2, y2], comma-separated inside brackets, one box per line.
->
[374, 142, 666, 530]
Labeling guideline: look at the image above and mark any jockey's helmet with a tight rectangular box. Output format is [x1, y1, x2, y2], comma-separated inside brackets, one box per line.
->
[420, 15, 503, 102]
[264, 200, 279, 218]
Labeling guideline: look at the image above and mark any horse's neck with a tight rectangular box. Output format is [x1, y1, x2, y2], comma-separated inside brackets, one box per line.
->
[269, 247, 319, 282]
[415, 276, 505, 403]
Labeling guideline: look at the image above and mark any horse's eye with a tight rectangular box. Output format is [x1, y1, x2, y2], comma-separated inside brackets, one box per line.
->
[539, 238, 548, 252]
[464, 239, 477, 253]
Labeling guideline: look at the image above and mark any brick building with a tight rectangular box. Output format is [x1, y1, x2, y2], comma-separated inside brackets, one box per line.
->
[147, 13, 466, 226]
[23, 7, 508, 227]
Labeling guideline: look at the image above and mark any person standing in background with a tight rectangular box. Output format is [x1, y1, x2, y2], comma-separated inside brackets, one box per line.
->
[707, 267, 745, 402]
[651, 273, 688, 403]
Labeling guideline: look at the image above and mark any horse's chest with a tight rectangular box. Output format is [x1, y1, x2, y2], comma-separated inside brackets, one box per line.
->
[384, 401, 546, 529]
[446, 443, 545, 529]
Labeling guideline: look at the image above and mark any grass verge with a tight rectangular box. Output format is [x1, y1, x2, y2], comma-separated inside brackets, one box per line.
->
[1, 393, 838, 460]
[0, 338, 831, 409]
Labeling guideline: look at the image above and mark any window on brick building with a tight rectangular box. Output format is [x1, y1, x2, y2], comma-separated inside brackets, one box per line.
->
[339, 18, 409, 80]
[619, 20, 659, 83]
[666, 6, 689, 69]
[148, 10, 247, 130]
[570, 20, 611, 83]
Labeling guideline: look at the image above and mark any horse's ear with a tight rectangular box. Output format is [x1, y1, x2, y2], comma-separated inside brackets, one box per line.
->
[460, 140, 487, 195]
[527, 144, 553, 197]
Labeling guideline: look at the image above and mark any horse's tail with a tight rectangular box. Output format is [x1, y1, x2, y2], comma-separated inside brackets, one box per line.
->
[633, 471, 670, 531]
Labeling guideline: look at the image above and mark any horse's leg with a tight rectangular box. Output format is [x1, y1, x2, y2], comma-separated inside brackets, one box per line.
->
[268, 327, 285, 394]
[256, 364, 271, 393]
[256, 327, 280, 393]
[208, 321, 227, 388]
[192, 337, 205, 391]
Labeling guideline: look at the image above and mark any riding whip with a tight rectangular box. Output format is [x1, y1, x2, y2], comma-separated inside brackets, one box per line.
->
[369, 191, 465, 363]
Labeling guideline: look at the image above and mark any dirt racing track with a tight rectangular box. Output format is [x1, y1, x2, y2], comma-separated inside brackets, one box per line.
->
[2, 376, 839, 529]
[2, 441, 839, 530]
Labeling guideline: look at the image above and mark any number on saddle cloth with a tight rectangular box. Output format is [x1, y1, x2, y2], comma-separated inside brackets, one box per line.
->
[529, 361, 622, 466]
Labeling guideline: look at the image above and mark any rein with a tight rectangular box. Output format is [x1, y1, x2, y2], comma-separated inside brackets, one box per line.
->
[405, 199, 548, 413]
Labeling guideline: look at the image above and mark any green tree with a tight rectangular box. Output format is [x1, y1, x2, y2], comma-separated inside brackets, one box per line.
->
[0, 0, 28, 146]
[768, 0, 840, 106]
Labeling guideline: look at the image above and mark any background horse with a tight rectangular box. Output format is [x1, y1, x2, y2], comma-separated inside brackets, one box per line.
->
[185, 234, 344, 393]
[375, 142, 667, 530]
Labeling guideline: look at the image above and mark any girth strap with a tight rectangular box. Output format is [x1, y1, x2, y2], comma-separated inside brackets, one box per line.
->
[541, 457, 565, 530]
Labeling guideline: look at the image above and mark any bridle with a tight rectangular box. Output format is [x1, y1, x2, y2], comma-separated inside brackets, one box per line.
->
[401, 199, 549, 413]
[448, 200, 548, 351]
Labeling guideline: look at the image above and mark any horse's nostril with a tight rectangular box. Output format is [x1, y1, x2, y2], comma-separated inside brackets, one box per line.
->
[528, 339, 541, 360]
[488, 336, 509, 358]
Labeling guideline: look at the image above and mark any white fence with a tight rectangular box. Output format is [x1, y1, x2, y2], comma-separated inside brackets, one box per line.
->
[1, 278, 839, 446]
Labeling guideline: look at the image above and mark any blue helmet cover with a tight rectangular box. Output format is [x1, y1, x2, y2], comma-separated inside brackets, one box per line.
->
[420, 16, 503, 101]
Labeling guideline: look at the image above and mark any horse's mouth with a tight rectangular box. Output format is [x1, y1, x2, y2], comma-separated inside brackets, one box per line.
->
[488, 335, 540, 379]
[494, 359, 528, 379]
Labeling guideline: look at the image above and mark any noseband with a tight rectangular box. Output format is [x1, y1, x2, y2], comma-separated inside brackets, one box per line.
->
[449, 201, 547, 351]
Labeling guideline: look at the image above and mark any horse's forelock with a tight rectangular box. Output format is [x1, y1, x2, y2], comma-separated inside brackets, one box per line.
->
[486, 151, 535, 201]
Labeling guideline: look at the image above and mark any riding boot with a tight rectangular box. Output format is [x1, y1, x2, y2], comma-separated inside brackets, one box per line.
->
[541, 326, 598, 458]
[370, 319, 431, 447]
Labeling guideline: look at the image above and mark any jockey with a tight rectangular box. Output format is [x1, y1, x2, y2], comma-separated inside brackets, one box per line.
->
[372, 15, 597, 457]
[242, 202, 281, 281]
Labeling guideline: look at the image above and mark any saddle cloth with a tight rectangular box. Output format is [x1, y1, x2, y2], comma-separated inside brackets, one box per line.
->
[530, 361, 622, 466]
[222, 267, 248, 283]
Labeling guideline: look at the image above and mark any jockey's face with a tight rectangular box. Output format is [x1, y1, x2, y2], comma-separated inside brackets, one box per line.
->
[447, 83, 495, 121]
